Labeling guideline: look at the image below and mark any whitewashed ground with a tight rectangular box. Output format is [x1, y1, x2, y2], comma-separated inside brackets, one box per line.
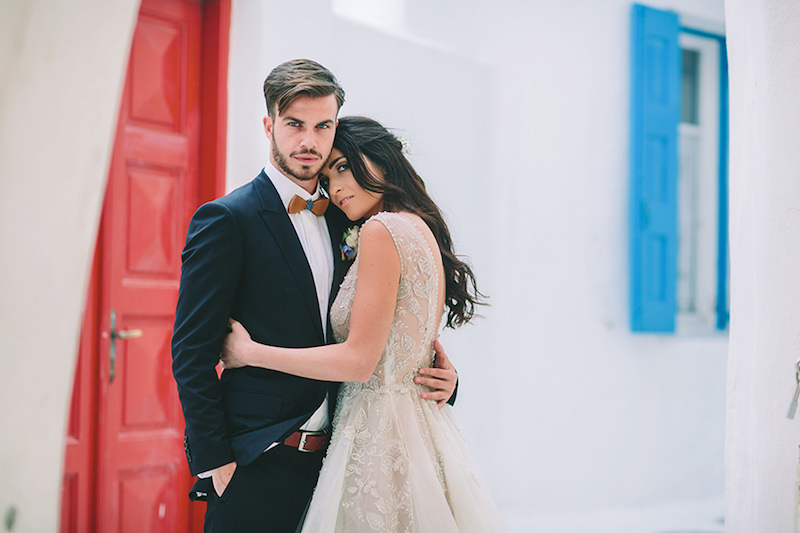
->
[501, 497, 725, 533]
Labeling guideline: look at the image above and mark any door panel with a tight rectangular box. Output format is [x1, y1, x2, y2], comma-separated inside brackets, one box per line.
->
[95, 1, 202, 531]
[62, 0, 224, 530]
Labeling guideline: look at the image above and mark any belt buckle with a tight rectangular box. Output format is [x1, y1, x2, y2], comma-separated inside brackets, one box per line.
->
[297, 430, 323, 452]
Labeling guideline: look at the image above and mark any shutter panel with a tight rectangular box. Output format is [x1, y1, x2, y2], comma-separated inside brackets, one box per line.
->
[716, 39, 730, 331]
[629, 4, 680, 332]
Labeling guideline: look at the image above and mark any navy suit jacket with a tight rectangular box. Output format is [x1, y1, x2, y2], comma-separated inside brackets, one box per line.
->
[171, 171, 351, 476]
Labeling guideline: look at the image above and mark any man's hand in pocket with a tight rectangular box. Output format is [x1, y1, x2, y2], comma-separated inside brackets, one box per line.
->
[211, 461, 237, 497]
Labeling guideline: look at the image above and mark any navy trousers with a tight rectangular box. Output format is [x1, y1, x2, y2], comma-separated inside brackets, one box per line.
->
[202, 445, 325, 533]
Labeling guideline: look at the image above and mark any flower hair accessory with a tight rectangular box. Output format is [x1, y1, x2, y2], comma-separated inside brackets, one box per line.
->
[398, 136, 411, 155]
[340, 226, 360, 261]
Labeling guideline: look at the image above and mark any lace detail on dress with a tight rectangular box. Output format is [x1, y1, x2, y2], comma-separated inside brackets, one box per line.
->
[327, 212, 442, 531]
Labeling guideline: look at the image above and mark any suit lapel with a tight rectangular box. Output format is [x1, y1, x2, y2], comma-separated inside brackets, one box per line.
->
[253, 172, 325, 343]
[326, 208, 351, 309]
[324, 208, 353, 343]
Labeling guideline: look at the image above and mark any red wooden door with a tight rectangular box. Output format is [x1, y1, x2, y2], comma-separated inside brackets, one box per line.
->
[62, 0, 228, 531]
[95, 1, 202, 531]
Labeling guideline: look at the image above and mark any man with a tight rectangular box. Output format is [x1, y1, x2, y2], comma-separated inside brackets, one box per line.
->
[171, 59, 457, 532]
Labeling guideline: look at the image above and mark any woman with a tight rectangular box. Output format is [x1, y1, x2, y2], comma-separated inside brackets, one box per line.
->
[222, 116, 506, 532]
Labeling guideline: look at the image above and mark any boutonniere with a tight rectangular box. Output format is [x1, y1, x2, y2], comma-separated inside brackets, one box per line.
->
[340, 226, 360, 261]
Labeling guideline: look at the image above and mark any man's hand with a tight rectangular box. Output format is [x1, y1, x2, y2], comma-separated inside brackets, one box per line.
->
[415, 339, 457, 408]
[211, 461, 237, 497]
[220, 319, 253, 370]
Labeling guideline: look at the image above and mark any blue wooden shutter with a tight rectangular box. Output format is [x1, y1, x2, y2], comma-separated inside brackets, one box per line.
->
[716, 39, 730, 330]
[629, 4, 680, 332]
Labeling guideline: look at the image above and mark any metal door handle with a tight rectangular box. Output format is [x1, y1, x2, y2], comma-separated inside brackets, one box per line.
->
[113, 329, 143, 340]
[109, 309, 143, 383]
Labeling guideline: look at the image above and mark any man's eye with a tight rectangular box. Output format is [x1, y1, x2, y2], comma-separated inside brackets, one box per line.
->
[317, 124, 330, 129]
[288, 121, 299, 127]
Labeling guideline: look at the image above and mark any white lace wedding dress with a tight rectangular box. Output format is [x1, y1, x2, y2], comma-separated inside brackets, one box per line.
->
[300, 212, 506, 532]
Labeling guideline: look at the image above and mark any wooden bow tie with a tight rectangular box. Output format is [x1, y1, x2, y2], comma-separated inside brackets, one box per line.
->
[287, 195, 329, 216]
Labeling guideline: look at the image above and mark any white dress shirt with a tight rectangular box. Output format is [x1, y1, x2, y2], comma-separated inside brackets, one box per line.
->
[264, 162, 333, 435]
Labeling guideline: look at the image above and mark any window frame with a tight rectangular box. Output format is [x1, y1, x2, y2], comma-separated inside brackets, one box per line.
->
[679, 26, 729, 332]
[629, 4, 729, 333]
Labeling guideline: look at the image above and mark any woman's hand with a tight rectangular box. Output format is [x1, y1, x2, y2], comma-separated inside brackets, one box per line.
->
[221, 319, 253, 369]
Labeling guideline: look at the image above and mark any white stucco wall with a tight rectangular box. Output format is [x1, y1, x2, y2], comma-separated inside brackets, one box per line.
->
[0, 0, 739, 529]
[471, 0, 728, 514]
[228, 0, 728, 520]
[725, 0, 800, 531]
[0, 1, 139, 531]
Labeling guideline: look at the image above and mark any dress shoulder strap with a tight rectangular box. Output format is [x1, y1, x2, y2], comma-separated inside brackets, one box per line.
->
[365, 212, 438, 300]
[365, 212, 424, 264]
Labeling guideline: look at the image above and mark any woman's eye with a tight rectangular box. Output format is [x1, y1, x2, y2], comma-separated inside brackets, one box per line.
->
[337, 163, 349, 172]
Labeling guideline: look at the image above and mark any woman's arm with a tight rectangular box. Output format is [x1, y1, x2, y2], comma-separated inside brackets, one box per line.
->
[222, 219, 400, 382]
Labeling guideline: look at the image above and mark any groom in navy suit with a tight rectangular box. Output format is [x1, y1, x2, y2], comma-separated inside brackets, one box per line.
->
[172, 59, 457, 532]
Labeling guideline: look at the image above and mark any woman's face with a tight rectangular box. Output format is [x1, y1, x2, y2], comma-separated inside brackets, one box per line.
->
[321, 148, 384, 221]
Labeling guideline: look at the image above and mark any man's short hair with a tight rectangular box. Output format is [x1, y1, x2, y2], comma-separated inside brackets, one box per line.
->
[263, 59, 345, 119]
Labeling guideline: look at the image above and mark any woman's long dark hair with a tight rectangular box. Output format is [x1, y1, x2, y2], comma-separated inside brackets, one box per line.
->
[330, 116, 483, 328]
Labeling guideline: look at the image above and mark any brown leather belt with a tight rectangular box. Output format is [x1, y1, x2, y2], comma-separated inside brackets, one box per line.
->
[283, 430, 329, 452]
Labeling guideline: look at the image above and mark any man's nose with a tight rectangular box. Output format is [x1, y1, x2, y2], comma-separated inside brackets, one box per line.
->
[299, 129, 316, 150]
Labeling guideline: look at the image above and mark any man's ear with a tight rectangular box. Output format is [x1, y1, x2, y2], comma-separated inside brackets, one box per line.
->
[263, 115, 273, 141]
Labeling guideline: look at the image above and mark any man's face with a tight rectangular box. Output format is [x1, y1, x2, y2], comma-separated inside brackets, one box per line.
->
[264, 94, 339, 192]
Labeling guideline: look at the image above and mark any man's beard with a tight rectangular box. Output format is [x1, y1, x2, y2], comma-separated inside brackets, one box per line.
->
[272, 140, 323, 182]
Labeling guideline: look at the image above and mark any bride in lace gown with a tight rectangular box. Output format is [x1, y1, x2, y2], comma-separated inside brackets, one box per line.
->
[222, 117, 506, 532]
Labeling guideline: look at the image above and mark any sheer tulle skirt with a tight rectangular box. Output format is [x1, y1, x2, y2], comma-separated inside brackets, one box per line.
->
[300, 384, 507, 532]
